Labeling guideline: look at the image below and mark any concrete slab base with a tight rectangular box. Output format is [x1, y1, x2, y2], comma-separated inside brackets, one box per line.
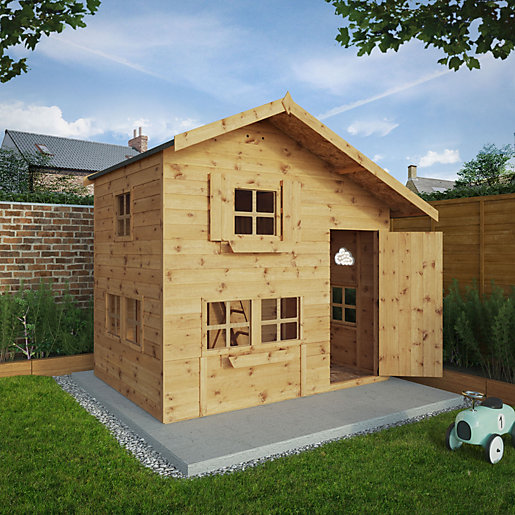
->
[72, 371, 462, 477]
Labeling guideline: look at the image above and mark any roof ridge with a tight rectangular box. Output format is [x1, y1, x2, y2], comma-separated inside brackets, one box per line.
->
[5, 129, 134, 150]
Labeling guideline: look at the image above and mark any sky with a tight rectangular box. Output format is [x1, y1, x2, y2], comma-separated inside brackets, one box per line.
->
[1, 0, 514, 184]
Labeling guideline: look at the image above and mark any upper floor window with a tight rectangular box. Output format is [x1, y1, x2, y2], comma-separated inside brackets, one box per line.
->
[234, 189, 276, 236]
[209, 172, 301, 253]
[116, 192, 131, 237]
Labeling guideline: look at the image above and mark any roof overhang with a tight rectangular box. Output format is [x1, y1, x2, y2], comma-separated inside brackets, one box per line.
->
[174, 93, 438, 220]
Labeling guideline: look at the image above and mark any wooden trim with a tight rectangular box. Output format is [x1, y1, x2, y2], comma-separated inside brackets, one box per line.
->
[199, 356, 207, 416]
[173, 97, 286, 151]
[402, 368, 515, 406]
[285, 99, 439, 222]
[427, 191, 515, 206]
[228, 350, 290, 368]
[0, 354, 94, 377]
[325, 374, 389, 392]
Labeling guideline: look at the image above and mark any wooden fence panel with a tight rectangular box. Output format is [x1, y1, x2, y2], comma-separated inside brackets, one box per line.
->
[391, 193, 515, 295]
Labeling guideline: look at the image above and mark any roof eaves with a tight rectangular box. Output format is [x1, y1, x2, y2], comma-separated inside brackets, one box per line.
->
[86, 138, 175, 182]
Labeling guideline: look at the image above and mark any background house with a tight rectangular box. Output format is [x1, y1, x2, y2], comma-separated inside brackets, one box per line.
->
[405, 164, 455, 195]
[1, 128, 148, 193]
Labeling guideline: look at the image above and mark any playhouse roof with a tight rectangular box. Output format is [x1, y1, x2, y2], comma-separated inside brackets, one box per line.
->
[87, 93, 438, 220]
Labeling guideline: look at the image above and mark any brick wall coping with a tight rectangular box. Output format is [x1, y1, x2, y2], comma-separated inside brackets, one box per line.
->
[0, 201, 93, 209]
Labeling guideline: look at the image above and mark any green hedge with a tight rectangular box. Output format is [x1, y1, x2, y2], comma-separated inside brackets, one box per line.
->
[419, 182, 515, 202]
[0, 191, 93, 205]
[0, 281, 93, 362]
[444, 279, 515, 383]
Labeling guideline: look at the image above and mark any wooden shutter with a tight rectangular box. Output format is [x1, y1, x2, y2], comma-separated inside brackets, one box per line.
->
[378, 232, 443, 377]
[209, 172, 223, 241]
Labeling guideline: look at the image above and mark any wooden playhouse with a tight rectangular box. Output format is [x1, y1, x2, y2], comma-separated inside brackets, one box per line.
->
[86, 93, 443, 424]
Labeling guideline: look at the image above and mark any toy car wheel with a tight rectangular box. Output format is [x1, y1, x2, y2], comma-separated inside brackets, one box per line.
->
[485, 434, 504, 464]
[446, 423, 462, 451]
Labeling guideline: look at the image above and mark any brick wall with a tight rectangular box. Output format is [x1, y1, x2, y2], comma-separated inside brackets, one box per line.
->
[0, 202, 94, 308]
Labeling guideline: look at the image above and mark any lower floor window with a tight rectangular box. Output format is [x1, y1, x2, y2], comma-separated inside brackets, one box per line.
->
[331, 286, 356, 325]
[107, 294, 121, 337]
[106, 293, 142, 349]
[205, 297, 300, 350]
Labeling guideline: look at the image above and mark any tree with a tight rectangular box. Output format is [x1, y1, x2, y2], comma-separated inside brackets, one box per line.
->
[0, 148, 48, 192]
[0, 0, 101, 83]
[455, 143, 515, 187]
[0, 147, 88, 195]
[325, 0, 515, 70]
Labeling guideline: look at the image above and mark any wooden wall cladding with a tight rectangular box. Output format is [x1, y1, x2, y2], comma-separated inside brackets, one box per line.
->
[161, 120, 390, 421]
[391, 193, 515, 296]
[93, 153, 164, 421]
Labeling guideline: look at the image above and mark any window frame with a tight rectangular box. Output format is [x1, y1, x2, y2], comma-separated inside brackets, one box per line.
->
[114, 190, 133, 241]
[233, 188, 280, 237]
[105, 292, 144, 352]
[331, 285, 357, 327]
[202, 297, 302, 354]
[209, 172, 301, 253]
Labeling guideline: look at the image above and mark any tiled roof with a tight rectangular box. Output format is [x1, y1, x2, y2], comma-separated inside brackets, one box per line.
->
[406, 177, 455, 194]
[2, 130, 139, 172]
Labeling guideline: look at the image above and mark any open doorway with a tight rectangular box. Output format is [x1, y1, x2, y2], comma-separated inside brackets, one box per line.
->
[330, 230, 378, 385]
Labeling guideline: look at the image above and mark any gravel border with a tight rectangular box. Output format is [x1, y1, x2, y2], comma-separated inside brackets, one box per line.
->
[54, 374, 464, 479]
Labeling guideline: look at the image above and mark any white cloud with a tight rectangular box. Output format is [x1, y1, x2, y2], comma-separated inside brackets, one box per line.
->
[418, 149, 461, 168]
[373, 154, 384, 162]
[347, 119, 399, 137]
[0, 101, 199, 146]
[0, 102, 101, 138]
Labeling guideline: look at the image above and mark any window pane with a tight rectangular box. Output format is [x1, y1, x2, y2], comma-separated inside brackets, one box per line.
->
[125, 218, 131, 236]
[235, 216, 252, 234]
[235, 189, 252, 212]
[118, 195, 125, 216]
[281, 322, 297, 340]
[261, 299, 277, 320]
[256, 217, 274, 235]
[125, 193, 130, 214]
[230, 300, 250, 323]
[281, 297, 297, 319]
[230, 327, 250, 347]
[117, 219, 125, 236]
[261, 324, 277, 343]
[345, 288, 356, 306]
[208, 302, 226, 326]
[207, 329, 226, 349]
[345, 308, 356, 324]
[332, 287, 342, 304]
[332, 306, 342, 321]
[256, 191, 275, 213]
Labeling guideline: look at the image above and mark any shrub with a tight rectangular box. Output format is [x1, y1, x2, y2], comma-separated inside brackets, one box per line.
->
[444, 279, 515, 383]
[0, 281, 93, 362]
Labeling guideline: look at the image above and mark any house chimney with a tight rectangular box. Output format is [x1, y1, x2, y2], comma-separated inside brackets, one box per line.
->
[128, 126, 148, 153]
[408, 164, 417, 180]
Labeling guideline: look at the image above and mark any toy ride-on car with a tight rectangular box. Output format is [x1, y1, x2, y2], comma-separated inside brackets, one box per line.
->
[446, 391, 515, 464]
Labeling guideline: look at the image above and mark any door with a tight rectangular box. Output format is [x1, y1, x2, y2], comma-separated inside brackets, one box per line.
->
[378, 232, 443, 377]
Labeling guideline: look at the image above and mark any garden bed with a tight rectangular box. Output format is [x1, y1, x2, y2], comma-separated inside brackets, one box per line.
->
[403, 368, 515, 406]
[0, 353, 93, 378]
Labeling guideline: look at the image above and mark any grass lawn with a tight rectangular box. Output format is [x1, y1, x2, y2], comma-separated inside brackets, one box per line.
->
[1, 376, 514, 514]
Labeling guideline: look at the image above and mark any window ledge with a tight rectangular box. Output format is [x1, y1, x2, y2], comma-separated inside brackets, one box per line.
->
[228, 236, 293, 253]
